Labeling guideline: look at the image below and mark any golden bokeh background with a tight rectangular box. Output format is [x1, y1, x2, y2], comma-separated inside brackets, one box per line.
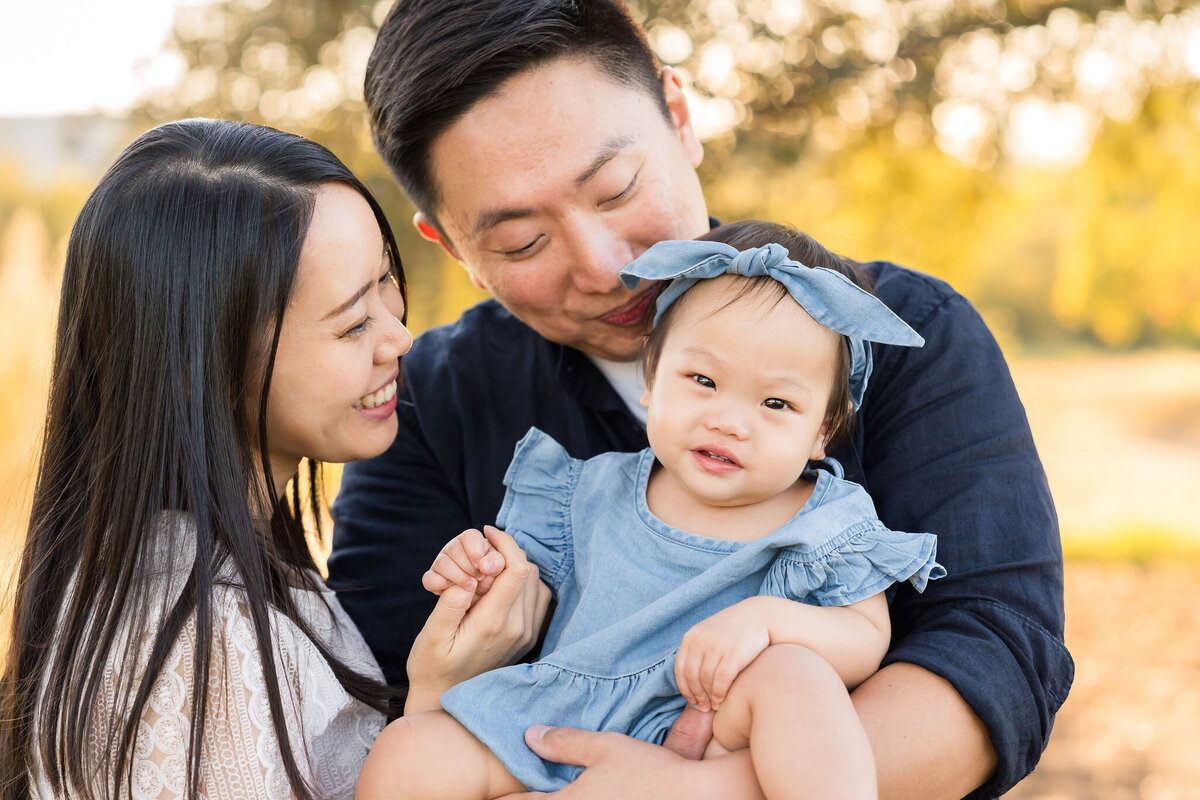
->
[2, 1, 1199, 797]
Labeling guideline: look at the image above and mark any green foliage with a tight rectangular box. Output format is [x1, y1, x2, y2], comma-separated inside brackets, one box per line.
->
[120, 0, 1195, 348]
[135, 0, 487, 334]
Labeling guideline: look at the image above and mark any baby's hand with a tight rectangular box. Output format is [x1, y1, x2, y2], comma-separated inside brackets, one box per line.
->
[674, 599, 771, 712]
[422, 525, 507, 599]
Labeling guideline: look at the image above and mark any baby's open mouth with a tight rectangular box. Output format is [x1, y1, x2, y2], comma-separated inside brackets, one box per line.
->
[697, 449, 738, 466]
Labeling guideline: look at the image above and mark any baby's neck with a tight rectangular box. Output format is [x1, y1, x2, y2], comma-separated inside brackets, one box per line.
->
[644, 466, 815, 542]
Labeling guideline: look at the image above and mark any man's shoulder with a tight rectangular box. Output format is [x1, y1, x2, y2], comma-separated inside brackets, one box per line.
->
[405, 299, 549, 377]
[864, 261, 967, 329]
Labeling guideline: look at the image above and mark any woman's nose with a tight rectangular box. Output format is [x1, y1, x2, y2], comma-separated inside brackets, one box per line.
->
[378, 314, 413, 361]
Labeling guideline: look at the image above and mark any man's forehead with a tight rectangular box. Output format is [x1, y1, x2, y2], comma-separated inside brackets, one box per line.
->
[426, 58, 663, 227]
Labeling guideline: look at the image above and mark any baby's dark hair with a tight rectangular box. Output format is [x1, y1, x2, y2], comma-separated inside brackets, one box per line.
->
[642, 220, 872, 452]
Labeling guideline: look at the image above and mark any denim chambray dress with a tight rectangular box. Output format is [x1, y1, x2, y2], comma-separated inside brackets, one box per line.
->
[441, 428, 944, 791]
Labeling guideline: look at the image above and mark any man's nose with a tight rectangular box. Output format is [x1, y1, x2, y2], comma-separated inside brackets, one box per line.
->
[565, 216, 634, 294]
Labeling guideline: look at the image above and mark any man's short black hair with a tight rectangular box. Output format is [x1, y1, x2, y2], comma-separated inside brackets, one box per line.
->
[365, 0, 668, 225]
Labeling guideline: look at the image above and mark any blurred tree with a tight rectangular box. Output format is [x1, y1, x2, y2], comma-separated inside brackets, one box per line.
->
[137, 0, 488, 333]
[133, 0, 1196, 348]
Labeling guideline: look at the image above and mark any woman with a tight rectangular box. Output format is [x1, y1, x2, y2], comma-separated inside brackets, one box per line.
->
[0, 118, 548, 799]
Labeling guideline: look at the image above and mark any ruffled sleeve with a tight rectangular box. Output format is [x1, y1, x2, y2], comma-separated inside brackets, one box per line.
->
[760, 521, 946, 606]
[496, 428, 581, 594]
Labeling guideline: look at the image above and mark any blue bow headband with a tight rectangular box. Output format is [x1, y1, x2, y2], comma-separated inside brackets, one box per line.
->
[620, 240, 925, 410]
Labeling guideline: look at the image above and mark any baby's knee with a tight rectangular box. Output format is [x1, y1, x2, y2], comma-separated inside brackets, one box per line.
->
[738, 643, 843, 699]
[357, 716, 421, 799]
[356, 712, 489, 800]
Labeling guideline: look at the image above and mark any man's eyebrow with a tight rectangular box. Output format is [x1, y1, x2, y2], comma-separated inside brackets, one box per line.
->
[574, 134, 635, 185]
[322, 247, 390, 321]
[470, 134, 637, 237]
[472, 205, 536, 237]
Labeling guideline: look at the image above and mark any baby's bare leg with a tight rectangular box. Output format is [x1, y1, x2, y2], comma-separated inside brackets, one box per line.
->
[355, 710, 524, 800]
[709, 643, 877, 800]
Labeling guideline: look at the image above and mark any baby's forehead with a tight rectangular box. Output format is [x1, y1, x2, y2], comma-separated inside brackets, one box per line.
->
[676, 274, 800, 322]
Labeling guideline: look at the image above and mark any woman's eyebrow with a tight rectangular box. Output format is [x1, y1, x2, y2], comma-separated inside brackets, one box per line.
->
[323, 279, 374, 321]
[323, 246, 390, 320]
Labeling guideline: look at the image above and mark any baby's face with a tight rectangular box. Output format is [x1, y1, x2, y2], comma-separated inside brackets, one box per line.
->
[641, 275, 841, 510]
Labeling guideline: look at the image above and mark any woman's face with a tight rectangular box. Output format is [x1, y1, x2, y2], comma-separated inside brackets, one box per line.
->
[265, 182, 411, 495]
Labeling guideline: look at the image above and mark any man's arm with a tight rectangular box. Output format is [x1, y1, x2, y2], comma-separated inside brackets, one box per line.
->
[857, 265, 1073, 797]
[855, 663, 996, 800]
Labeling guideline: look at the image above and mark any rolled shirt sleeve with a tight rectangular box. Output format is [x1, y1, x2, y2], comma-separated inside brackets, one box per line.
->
[851, 263, 1073, 797]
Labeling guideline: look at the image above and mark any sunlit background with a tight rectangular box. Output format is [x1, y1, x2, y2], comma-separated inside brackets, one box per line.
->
[2, 1, 1198, 797]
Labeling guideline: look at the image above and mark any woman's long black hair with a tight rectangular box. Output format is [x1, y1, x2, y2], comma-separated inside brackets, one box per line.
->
[0, 118, 405, 799]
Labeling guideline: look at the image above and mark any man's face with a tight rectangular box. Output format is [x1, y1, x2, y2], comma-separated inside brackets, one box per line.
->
[425, 57, 711, 361]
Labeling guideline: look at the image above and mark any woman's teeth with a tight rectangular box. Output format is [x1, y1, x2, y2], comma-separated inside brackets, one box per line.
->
[353, 380, 397, 409]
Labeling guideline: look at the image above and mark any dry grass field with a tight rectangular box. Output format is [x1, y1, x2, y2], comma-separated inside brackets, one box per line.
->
[1, 206, 1198, 797]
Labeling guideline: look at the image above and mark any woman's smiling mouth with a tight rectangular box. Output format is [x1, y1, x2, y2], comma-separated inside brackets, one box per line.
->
[353, 375, 399, 410]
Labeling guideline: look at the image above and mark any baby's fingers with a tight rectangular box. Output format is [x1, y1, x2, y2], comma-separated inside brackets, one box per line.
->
[461, 528, 506, 575]
[421, 569, 453, 595]
[674, 647, 709, 711]
[709, 656, 741, 709]
[429, 550, 480, 592]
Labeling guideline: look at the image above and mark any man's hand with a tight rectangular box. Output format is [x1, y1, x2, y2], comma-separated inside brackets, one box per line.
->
[675, 599, 771, 711]
[422, 524, 508, 599]
[496, 711, 743, 800]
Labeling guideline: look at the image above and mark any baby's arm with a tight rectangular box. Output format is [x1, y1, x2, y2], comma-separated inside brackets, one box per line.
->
[675, 593, 890, 712]
[423, 525, 509, 598]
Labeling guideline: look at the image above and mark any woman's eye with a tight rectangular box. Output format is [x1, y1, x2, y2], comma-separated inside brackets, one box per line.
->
[763, 398, 790, 411]
[341, 317, 373, 339]
[691, 374, 715, 389]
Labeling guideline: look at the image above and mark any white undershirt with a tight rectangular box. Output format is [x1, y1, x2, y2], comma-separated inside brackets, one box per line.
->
[587, 355, 648, 425]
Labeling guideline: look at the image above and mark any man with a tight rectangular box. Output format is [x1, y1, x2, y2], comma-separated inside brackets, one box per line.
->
[330, 2, 1073, 798]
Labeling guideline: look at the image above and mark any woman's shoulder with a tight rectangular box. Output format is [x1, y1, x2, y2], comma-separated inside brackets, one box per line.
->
[142, 513, 384, 714]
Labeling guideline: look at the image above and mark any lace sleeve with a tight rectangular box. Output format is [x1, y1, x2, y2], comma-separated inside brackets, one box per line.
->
[99, 586, 382, 800]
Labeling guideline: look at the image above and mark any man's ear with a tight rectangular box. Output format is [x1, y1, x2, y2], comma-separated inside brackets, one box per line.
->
[413, 211, 461, 261]
[661, 67, 703, 169]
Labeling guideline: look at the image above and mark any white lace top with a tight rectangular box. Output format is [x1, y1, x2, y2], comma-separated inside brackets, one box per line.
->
[32, 517, 386, 800]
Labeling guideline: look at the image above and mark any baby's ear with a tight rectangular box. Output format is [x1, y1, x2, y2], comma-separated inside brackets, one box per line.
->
[640, 388, 651, 408]
[808, 429, 827, 462]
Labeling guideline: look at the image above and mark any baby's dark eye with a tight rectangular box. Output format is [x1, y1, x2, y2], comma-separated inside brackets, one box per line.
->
[691, 374, 715, 389]
[763, 398, 790, 411]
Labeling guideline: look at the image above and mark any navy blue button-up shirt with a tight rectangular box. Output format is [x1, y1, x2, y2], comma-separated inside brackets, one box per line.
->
[329, 260, 1073, 799]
